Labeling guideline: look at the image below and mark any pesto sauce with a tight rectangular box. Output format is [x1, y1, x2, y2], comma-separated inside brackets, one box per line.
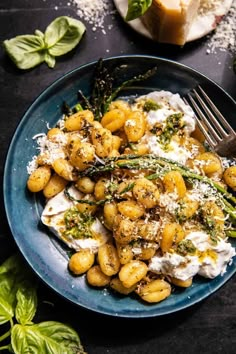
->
[63, 207, 94, 239]
[158, 112, 184, 148]
[177, 239, 197, 256]
[143, 99, 162, 112]
[203, 216, 219, 244]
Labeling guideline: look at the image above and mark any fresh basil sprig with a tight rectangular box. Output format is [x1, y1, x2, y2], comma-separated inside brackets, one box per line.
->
[0, 254, 86, 354]
[125, 0, 152, 21]
[3, 16, 86, 70]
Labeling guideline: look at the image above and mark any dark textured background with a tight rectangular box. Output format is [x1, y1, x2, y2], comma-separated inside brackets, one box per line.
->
[0, 1, 235, 353]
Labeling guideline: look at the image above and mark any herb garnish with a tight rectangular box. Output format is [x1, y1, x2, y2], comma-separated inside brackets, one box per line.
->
[177, 239, 197, 256]
[0, 254, 86, 353]
[3, 16, 86, 70]
[64, 207, 94, 239]
[201, 215, 220, 244]
[143, 99, 162, 112]
[158, 112, 184, 148]
[125, 0, 152, 21]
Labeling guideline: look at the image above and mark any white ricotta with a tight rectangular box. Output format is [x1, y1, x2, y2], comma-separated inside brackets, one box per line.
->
[149, 231, 235, 281]
[187, 231, 236, 278]
[139, 90, 196, 135]
[143, 133, 193, 164]
[149, 253, 200, 281]
[136, 90, 196, 164]
[41, 186, 110, 252]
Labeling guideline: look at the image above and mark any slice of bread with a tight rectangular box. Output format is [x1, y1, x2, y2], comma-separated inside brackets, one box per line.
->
[141, 0, 200, 45]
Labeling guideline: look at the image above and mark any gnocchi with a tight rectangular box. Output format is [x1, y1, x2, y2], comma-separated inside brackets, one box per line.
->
[27, 166, 51, 192]
[26, 87, 236, 306]
[68, 250, 95, 275]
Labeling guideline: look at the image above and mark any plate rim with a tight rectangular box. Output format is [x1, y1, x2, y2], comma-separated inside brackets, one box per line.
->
[3, 54, 236, 318]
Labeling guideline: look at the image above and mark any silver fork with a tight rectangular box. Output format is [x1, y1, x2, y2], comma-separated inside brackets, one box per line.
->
[184, 86, 236, 157]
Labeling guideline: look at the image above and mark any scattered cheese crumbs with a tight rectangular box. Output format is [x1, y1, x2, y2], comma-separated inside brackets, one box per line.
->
[221, 157, 236, 168]
[199, 0, 222, 15]
[27, 156, 38, 175]
[206, 0, 236, 54]
[190, 181, 219, 204]
[159, 192, 179, 214]
[68, 0, 116, 33]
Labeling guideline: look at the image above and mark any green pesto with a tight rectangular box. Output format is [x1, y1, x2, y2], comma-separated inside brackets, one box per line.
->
[143, 99, 162, 112]
[158, 112, 184, 148]
[64, 207, 94, 239]
[177, 239, 197, 256]
[203, 216, 219, 244]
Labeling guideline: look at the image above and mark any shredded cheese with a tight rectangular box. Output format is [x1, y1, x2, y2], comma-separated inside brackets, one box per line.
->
[206, 0, 236, 54]
[68, 0, 115, 33]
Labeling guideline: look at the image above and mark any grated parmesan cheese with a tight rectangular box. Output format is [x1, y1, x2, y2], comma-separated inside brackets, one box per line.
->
[68, 0, 116, 32]
[27, 156, 38, 175]
[206, 0, 236, 54]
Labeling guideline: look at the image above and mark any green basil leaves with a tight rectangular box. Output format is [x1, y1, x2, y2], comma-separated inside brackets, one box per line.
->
[125, 0, 152, 21]
[3, 16, 86, 70]
[0, 254, 86, 354]
[11, 322, 84, 354]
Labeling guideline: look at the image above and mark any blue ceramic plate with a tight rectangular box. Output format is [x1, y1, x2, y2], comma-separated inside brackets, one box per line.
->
[4, 55, 236, 318]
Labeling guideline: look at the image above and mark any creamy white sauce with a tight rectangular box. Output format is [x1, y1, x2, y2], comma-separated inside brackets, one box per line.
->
[149, 231, 235, 280]
[149, 253, 200, 281]
[143, 133, 193, 165]
[187, 231, 236, 278]
[137, 90, 196, 164]
[42, 186, 81, 216]
[41, 186, 110, 252]
[138, 90, 196, 135]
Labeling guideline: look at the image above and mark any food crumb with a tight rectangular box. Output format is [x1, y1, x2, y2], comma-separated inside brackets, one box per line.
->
[68, 0, 116, 34]
[206, 0, 236, 55]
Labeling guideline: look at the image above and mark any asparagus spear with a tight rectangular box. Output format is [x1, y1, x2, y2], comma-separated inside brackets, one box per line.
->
[77, 59, 158, 121]
[76, 154, 236, 224]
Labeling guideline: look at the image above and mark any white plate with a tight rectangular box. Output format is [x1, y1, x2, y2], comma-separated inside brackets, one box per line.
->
[114, 0, 234, 42]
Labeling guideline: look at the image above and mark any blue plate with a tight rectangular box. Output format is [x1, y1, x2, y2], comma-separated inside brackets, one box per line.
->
[3, 55, 236, 318]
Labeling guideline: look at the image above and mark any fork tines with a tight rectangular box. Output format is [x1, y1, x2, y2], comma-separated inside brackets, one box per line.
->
[184, 85, 236, 157]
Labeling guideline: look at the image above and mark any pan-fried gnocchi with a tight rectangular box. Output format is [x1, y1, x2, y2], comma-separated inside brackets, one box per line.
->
[27, 90, 236, 305]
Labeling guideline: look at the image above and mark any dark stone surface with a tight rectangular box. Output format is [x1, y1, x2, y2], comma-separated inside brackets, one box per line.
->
[0, 1, 235, 353]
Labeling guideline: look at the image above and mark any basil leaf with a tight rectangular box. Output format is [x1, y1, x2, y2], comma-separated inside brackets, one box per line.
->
[35, 29, 45, 39]
[125, 0, 152, 21]
[44, 16, 86, 57]
[0, 273, 17, 308]
[0, 254, 37, 322]
[3, 16, 86, 70]
[15, 282, 37, 325]
[3, 34, 46, 70]
[11, 322, 85, 354]
[0, 295, 14, 325]
[11, 324, 44, 353]
[45, 52, 56, 68]
[0, 253, 24, 275]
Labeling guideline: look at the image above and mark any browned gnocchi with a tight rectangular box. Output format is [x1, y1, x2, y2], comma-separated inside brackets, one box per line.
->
[26, 90, 236, 306]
